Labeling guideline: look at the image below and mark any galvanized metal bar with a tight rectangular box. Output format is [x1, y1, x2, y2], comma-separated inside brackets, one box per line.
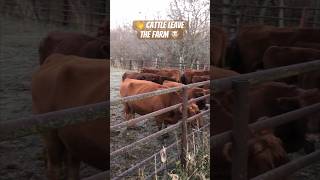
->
[0, 101, 108, 142]
[187, 109, 210, 123]
[82, 170, 109, 180]
[188, 94, 210, 104]
[210, 103, 320, 149]
[110, 103, 181, 130]
[251, 150, 320, 180]
[214, 3, 320, 10]
[231, 80, 250, 180]
[110, 122, 182, 157]
[111, 81, 210, 106]
[111, 105, 209, 159]
[250, 103, 320, 132]
[211, 60, 320, 93]
[210, 131, 232, 149]
[112, 123, 210, 180]
[145, 159, 177, 180]
[180, 87, 189, 168]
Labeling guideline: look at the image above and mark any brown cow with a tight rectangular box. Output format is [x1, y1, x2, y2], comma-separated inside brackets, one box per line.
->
[39, 32, 108, 65]
[211, 26, 228, 67]
[191, 75, 209, 83]
[192, 75, 210, 89]
[140, 68, 181, 82]
[211, 66, 239, 80]
[32, 54, 109, 180]
[122, 72, 176, 84]
[211, 98, 289, 179]
[263, 46, 320, 89]
[232, 25, 320, 73]
[120, 79, 203, 129]
[217, 82, 320, 153]
[181, 69, 210, 84]
[162, 80, 209, 110]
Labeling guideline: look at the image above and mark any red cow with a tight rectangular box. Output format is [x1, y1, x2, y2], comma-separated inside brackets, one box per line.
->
[32, 54, 109, 180]
[120, 79, 203, 129]
[263, 46, 320, 89]
[232, 25, 320, 73]
[39, 32, 108, 65]
[217, 82, 320, 153]
[211, 98, 289, 179]
[211, 26, 228, 67]
[122, 72, 176, 84]
[141, 68, 181, 82]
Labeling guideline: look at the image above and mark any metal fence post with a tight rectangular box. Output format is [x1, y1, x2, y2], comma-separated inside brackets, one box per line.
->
[232, 80, 250, 180]
[180, 86, 189, 168]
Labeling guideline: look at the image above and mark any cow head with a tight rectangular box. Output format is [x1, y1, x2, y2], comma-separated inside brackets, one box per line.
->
[189, 87, 208, 110]
[179, 102, 203, 128]
[223, 129, 289, 178]
[276, 88, 320, 153]
[276, 88, 320, 134]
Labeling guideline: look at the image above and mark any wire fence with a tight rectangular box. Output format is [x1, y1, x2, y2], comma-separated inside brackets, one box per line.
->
[110, 58, 210, 71]
[110, 79, 210, 179]
[212, 2, 320, 32]
[210, 60, 320, 180]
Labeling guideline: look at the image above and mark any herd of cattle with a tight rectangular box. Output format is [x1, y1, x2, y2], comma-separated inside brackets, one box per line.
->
[212, 25, 320, 179]
[13, 19, 320, 179]
[120, 68, 210, 129]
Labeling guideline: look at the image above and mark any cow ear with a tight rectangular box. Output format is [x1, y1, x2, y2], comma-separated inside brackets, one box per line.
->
[223, 142, 233, 162]
[276, 97, 300, 111]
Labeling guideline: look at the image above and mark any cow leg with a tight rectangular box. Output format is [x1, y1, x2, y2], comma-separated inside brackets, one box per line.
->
[66, 152, 80, 180]
[123, 103, 137, 128]
[42, 131, 64, 180]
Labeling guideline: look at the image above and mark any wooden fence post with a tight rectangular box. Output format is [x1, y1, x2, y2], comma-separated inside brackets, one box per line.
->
[129, 60, 132, 70]
[180, 86, 189, 168]
[232, 80, 250, 180]
[140, 60, 144, 70]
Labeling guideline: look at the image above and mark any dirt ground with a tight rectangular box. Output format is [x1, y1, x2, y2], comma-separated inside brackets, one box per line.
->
[0, 16, 100, 179]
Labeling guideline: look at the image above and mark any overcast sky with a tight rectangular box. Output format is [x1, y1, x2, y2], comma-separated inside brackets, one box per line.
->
[111, 0, 172, 29]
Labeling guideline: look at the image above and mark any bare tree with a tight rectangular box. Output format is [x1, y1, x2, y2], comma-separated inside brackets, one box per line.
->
[168, 0, 210, 67]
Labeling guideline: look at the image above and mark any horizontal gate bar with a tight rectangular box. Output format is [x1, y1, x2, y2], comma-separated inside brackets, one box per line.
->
[111, 121, 182, 157]
[110, 110, 209, 157]
[82, 170, 109, 180]
[111, 93, 210, 130]
[112, 123, 210, 180]
[110, 103, 181, 130]
[0, 101, 108, 141]
[212, 60, 320, 93]
[251, 150, 320, 180]
[111, 81, 209, 106]
[250, 103, 320, 132]
[210, 103, 320, 149]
